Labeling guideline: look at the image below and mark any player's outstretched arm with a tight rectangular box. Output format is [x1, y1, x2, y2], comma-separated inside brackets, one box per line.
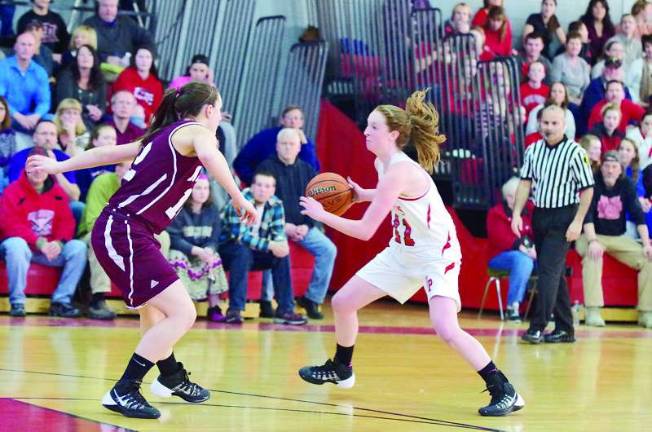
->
[301, 167, 406, 240]
[193, 128, 258, 225]
[26, 141, 142, 175]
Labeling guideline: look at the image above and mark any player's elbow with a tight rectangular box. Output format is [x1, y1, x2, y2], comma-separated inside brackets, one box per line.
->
[358, 230, 374, 241]
[357, 221, 380, 241]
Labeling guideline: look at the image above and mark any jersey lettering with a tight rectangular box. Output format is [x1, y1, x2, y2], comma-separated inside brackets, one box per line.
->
[403, 219, 415, 246]
[392, 214, 416, 247]
[123, 142, 153, 182]
[164, 166, 203, 219]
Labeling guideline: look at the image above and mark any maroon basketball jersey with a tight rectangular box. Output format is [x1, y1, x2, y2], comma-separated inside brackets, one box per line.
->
[107, 119, 204, 233]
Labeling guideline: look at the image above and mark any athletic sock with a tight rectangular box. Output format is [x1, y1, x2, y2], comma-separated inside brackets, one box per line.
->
[477, 361, 499, 384]
[156, 352, 181, 376]
[333, 344, 354, 367]
[116, 353, 154, 392]
[90, 292, 105, 308]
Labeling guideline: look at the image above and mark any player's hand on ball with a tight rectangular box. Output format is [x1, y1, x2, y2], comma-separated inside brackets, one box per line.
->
[347, 177, 364, 202]
[300, 196, 325, 220]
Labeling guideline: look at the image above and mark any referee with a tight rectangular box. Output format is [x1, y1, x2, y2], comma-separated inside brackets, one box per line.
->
[512, 104, 594, 344]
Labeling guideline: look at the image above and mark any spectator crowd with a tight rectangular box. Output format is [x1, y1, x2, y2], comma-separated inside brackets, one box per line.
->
[0, 0, 650, 329]
[0, 0, 334, 325]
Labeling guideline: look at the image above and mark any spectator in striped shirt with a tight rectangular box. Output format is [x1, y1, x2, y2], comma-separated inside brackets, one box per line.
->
[218, 170, 306, 326]
[512, 104, 595, 344]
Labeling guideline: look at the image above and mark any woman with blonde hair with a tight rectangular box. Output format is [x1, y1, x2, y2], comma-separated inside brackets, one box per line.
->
[62, 25, 97, 67]
[579, 134, 603, 173]
[298, 89, 524, 417]
[54, 98, 89, 157]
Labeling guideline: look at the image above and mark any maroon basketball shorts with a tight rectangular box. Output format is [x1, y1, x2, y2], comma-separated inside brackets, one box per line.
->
[91, 208, 179, 308]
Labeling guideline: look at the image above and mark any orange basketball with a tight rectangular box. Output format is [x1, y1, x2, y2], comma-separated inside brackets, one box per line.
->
[305, 172, 354, 216]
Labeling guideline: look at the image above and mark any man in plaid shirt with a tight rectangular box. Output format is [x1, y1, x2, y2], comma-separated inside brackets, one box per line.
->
[219, 170, 307, 325]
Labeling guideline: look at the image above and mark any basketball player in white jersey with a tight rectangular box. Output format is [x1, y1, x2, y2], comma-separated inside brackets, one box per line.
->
[298, 90, 524, 416]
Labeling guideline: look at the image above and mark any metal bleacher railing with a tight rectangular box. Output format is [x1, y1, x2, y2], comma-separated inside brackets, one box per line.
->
[314, 0, 524, 209]
[212, 0, 256, 115]
[274, 41, 329, 143]
[151, 2, 327, 147]
[231, 15, 286, 147]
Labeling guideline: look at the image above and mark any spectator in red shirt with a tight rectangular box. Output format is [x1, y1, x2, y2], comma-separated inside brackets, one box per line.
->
[0, 146, 87, 318]
[112, 45, 163, 126]
[487, 177, 536, 321]
[589, 102, 625, 152]
[471, 0, 502, 27]
[520, 61, 549, 119]
[588, 80, 645, 132]
[482, 7, 513, 58]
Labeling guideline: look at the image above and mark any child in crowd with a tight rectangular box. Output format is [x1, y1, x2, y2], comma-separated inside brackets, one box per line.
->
[579, 134, 603, 173]
[444, 2, 472, 36]
[167, 174, 227, 322]
[590, 103, 625, 152]
[520, 61, 549, 118]
[482, 6, 513, 58]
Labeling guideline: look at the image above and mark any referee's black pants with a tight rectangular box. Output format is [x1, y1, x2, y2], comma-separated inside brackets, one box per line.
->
[529, 205, 577, 333]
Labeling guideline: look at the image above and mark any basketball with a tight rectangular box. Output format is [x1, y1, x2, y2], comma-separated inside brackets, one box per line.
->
[305, 172, 354, 216]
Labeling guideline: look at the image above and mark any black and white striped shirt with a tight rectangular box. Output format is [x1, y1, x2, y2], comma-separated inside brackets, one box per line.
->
[520, 137, 594, 208]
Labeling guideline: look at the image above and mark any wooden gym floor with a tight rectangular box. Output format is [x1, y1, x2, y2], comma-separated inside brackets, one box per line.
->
[0, 300, 650, 432]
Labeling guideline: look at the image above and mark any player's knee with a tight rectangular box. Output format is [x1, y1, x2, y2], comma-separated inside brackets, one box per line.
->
[331, 291, 350, 314]
[178, 300, 197, 329]
[432, 319, 459, 345]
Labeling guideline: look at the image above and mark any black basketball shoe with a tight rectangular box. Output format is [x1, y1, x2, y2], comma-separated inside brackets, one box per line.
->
[298, 359, 355, 388]
[520, 328, 543, 344]
[150, 363, 210, 403]
[102, 380, 160, 419]
[478, 372, 525, 416]
[543, 329, 576, 343]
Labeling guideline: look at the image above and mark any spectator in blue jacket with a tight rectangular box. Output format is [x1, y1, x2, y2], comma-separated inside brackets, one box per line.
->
[233, 105, 320, 185]
[0, 32, 50, 138]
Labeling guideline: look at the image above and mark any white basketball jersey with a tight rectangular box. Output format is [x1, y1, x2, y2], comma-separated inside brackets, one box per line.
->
[376, 152, 461, 262]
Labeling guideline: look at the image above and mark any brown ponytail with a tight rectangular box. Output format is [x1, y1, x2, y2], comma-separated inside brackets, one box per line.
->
[141, 82, 220, 144]
[375, 89, 446, 174]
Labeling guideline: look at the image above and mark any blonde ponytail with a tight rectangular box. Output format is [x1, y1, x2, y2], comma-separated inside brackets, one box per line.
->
[405, 89, 445, 174]
[375, 89, 446, 174]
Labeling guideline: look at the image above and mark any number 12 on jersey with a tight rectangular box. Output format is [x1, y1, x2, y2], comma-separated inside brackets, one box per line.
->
[393, 214, 415, 246]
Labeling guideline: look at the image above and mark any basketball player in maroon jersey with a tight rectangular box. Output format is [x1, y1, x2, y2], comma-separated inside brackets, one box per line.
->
[27, 83, 257, 419]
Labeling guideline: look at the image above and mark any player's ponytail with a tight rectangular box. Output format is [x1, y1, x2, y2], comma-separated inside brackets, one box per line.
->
[405, 89, 445, 174]
[141, 82, 220, 144]
[376, 89, 445, 174]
